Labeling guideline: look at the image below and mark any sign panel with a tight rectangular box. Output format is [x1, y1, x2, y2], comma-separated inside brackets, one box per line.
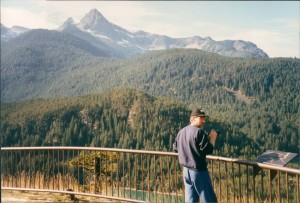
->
[255, 150, 298, 166]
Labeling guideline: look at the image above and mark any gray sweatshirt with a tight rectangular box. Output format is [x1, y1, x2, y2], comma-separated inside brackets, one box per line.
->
[173, 125, 214, 171]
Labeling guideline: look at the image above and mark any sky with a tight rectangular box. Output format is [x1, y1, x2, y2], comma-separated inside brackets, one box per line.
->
[1, 1, 299, 58]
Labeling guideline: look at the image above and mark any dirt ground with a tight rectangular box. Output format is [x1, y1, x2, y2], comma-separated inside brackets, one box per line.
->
[1, 190, 114, 202]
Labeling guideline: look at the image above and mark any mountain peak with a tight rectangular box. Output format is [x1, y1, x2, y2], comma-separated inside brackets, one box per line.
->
[87, 8, 104, 17]
[77, 8, 109, 31]
[65, 17, 75, 25]
[57, 17, 75, 31]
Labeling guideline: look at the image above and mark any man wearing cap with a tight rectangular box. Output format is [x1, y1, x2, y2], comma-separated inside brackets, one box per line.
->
[173, 108, 218, 203]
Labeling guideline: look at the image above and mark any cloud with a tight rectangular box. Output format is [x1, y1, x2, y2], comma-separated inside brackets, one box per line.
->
[233, 29, 298, 58]
[1, 1, 155, 29]
[31, 1, 160, 31]
[1, 7, 57, 29]
[185, 18, 299, 58]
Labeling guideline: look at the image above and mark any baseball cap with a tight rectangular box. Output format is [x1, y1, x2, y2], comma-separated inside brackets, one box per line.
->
[190, 108, 209, 117]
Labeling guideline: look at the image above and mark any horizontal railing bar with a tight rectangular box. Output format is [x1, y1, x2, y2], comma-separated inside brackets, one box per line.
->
[2, 187, 146, 203]
[1, 147, 176, 156]
[207, 155, 300, 174]
[2, 147, 299, 174]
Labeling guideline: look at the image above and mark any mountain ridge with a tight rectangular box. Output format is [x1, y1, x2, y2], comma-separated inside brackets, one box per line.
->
[1, 8, 268, 58]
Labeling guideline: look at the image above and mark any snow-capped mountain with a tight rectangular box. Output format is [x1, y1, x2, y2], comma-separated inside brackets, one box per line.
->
[1, 23, 30, 42]
[57, 17, 75, 31]
[58, 9, 268, 58]
[1, 9, 268, 58]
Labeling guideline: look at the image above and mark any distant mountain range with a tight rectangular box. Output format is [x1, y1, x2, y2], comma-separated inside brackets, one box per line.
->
[1, 23, 30, 42]
[1, 8, 268, 58]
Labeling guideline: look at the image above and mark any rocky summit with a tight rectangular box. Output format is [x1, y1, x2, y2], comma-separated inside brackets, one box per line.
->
[1, 9, 268, 59]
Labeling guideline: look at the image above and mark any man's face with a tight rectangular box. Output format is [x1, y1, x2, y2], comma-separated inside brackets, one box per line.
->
[191, 116, 206, 128]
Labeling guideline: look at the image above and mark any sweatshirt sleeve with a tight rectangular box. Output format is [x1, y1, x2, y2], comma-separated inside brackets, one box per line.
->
[196, 129, 214, 155]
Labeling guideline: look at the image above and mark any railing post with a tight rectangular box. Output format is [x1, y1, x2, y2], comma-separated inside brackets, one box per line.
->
[67, 150, 70, 191]
[253, 165, 256, 203]
[128, 152, 131, 199]
[47, 150, 50, 189]
[29, 151, 31, 188]
[148, 155, 151, 202]
[134, 154, 138, 199]
[286, 172, 289, 202]
[269, 169, 272, 203]
[160, 156, 165, 203]
[122, 152, 125, 199]
[52, 149, 54, 190]
[232, 162, 235, 203]
[218, 160, 221, 201]
[110, 151, 113, 197]
[154, 154, 158, 203]
[20, 150, 22, 188]
[239, 164, 241, 202]
[297, 174, 299, 203]
[167, 156, 171, 203]
[174, 156, 178, 203]
[57, 150, 60, 191]
[141, 153, 144, 201]
[277, 171, 280, 203]
[38, 150, 41, 189]
[246, 165, 249, 203]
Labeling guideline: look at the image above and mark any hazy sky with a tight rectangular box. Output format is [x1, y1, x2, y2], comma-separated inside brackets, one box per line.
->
[1, 1, 299, 58]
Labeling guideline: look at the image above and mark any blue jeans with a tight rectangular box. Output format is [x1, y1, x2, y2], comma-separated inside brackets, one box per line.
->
[183, 167, 217, 203]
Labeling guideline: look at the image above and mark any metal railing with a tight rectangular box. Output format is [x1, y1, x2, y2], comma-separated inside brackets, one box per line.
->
[1, 147, 299, 203]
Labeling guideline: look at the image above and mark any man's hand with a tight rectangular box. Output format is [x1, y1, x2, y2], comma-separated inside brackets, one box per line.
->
[209, 129, 218, 147]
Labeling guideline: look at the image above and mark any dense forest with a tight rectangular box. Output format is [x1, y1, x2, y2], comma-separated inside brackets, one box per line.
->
[1, 48, 299, 162]
[2, 88, 262, 158]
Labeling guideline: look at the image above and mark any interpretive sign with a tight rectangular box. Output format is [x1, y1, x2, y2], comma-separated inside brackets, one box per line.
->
[255, 150, 298, 166]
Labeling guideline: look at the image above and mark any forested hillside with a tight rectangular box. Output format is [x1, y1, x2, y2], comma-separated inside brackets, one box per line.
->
[2, 88, 261, 159]
[114, 49, 300, 154]
[1, 29, 117, 101]
[1, 48, 299, 159]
